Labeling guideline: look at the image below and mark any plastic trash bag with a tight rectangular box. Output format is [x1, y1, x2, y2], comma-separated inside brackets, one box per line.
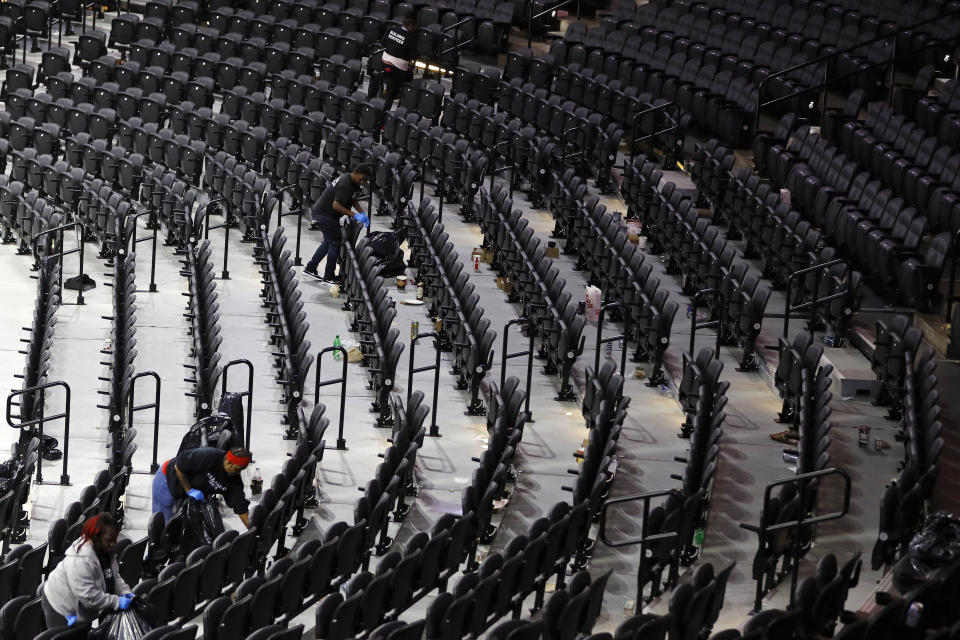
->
[94, 603, 153, 640]
[181, 498, 226, 553]
[584, 286, 602, 323]
[893, 511, 960, 593]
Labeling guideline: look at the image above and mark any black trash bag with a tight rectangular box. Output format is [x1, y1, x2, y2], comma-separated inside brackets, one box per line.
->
[64, 274, 96, 292]
[94, 602, 153, 640]
[0, 458, 17, 493]
[177, 414, 236, 454]
[217, 392, 245, 449]
[893, 511, 960, 593]
[365, 231, 399, 259]
[180, 498, 225, 554]
[41, 434, 62, 461]
[376, 248, 407, 278]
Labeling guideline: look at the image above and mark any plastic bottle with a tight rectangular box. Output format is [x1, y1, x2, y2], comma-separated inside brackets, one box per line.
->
[659, 384, 670, 397]
[693, 528, 705, 548]
[605, 341, 613, 358]
[686, 305, 693, 319]
[474, 255, 480, 271]
[333, 335, 342, 359]
[251, 466, 263, 495]
[416, 281, 424, 301]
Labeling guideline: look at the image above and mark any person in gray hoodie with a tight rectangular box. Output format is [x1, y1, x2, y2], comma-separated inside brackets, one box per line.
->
[41, 513, 134, 627]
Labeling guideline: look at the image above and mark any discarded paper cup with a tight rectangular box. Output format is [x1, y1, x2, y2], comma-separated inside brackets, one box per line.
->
[396, 275, 407, 290]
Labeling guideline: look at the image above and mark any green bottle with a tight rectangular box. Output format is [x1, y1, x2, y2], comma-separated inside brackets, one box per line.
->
[333, 335, 342, 359]
[693, 527, 705, 548]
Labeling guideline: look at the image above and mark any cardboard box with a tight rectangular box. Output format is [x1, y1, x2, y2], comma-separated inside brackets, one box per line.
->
[496, 276, 512, 293]
[545, 245, 560, 258]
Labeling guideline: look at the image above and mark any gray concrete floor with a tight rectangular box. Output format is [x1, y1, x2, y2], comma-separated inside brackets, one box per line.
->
[0, 14, 913, 637]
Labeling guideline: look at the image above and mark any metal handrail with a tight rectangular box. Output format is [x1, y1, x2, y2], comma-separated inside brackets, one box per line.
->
[527, 0, 582, 49]
[316, 346, 348, 450]
[740, 467, 852, 611]
[32, 221, 86, 305]
[753, 6, 960, 132]
[782, 258, 848, 340]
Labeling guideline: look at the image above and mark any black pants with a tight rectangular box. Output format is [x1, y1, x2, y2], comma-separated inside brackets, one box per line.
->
[381, 66, 413, 110]
[366, 52, 383, 100]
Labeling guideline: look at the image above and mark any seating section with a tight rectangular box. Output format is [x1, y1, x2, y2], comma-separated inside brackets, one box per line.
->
[615, 561, 735, 640]
[260, 226, 315, 437]
[750, 331, 835, 608]
[552, 168, 677, 385]
[633, 351, 728, 602]
[0, 0, 958, 637]
[872, 346, 943, 571]
[478, 183, 586, 399]
[341, 223, 405, 427]
[183, 237, 225, 419]
[402, 197, 496, 414]
[720, 116, 953, 312]
[623, 159, 770, 371]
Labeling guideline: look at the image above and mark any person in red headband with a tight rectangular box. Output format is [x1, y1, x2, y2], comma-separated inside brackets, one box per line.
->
[151, 446, 253, 529]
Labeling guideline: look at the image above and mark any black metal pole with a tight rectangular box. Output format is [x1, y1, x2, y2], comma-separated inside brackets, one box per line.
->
[316, 346, 348, 450]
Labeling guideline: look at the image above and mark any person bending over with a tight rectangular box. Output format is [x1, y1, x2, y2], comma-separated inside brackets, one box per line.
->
[303, 165, 372, 284]
[151, 446, 252, 529]
[42, 513, 133, 628]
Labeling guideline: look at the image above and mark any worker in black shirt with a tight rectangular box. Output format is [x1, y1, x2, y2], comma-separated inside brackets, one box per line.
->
[151, 446, 253, 529]
[380, 17, 417, 109]
[304, 165, 372, 283]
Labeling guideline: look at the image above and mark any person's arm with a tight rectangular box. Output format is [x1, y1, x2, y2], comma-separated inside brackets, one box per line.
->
[224, 479, 251, 529]
[331, 199, 353, 217]
[111, 557, 131, 596]
[174, 464, 192, 493]
[73, 557, 122, 613]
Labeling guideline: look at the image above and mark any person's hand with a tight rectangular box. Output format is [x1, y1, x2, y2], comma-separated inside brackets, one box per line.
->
[66, 615, 77, 627]
[118, 594, 134, 611]
[353, 212, 369, 227]
[187, 488, 204, 501]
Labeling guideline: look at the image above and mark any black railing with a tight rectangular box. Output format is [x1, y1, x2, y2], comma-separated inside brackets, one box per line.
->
[439, 16, 477, 59]
[222, 359, 254, 449]
[687, 288, 722, 358]
[595, 301, 629, 375]
[407, 329, 442, 437]
[599, 488, 683, 605]
[316, 346, 348, 450]
[754, 7, 960, 132]
[740, 467, 852, 612]
[527, 0, 582, 49]
[500, 318, 535, 422]
[32, 223, 87, 305]
[129, 210, 160, 293]
[126, 371, 162, 474]
[781, 259, 849, 341]
[275, 184, 304, 266]
[6, 381, 72, 486]
[194, 198, 231, 279]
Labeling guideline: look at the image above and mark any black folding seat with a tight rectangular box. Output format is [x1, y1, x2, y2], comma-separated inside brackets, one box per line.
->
[897, 232, 953, 311]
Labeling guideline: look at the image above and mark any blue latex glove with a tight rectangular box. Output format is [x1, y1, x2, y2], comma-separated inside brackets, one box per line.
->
[354, 212, 369, 227]
[187, 488, 204, 501]
[66, 615, 77, 627]
[118, 594, 134, 611]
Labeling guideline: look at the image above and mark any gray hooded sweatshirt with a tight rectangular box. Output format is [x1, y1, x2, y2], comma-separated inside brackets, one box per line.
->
[42, 538, 130, 621]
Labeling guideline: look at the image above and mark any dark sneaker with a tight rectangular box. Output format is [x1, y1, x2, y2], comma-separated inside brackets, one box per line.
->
[303, 268, 322, 280]
[322, 275, 344, 285]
